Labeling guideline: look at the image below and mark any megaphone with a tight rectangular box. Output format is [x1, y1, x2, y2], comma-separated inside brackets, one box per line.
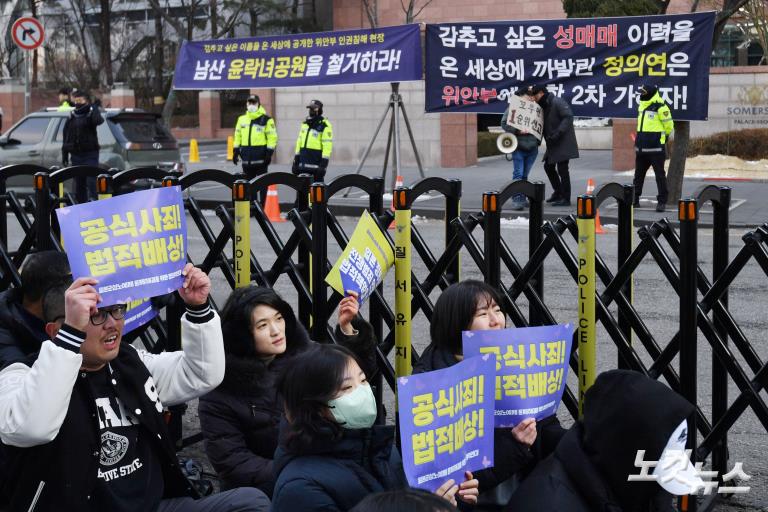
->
[496, 132, 518, 154]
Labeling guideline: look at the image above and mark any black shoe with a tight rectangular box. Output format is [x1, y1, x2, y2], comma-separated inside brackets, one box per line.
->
[656, 202, 666, 212]
[551, 199, 571, 207]
[545, 194, 561, 203]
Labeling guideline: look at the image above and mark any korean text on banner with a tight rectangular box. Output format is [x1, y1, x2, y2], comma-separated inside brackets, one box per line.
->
[425, 12, 715, 120]
[123, 298, 158, 334]
[325, 210, 394, 304]
[506, 95, 544, 140]
[174, 24, 422, 90]
[56, 187, 187, 307]
[463, 324, 573, 427]
[398, 354, 496, 491]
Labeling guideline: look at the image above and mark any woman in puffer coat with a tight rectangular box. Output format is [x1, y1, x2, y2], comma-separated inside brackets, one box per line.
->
[413, 280, 566, 509]
[271, 344, 479, 511]
[198, 286, 377, 497]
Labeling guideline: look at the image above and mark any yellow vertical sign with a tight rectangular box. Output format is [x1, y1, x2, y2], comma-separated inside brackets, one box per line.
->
[234, 183, 251, 288]
[577, 215, 596, 418]
[394, 206, 412, 379]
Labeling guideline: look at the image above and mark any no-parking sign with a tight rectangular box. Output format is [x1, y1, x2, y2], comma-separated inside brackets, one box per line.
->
[11, 17, 44, 51]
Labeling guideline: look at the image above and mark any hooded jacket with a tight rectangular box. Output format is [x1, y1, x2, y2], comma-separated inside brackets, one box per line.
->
[0, 288, 47, 370]
[413, 343, 563, 496]
[0, 304, 225, 512]
[61, 103, 104, 158]
[198, 316, 377, 497]
[537, 92, 579, 165]
[504, 370, 692, 512]
[271, 425, 405, 511]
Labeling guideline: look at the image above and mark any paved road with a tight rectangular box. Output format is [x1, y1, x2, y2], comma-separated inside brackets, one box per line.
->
[186, 142, 768, 228]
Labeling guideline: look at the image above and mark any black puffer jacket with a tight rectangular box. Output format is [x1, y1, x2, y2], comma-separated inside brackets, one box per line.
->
[271, 425, 404, 511]
[413, 343, 567, 495]
[538, 92, 579, 164]
[61, 103, 103, 156]
[0, 288, 46, 370]
[198, 317, 377, 496]
[505, 370, 688, 512]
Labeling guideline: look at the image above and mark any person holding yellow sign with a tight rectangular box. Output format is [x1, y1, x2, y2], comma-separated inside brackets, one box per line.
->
[198, 286, 376, 497]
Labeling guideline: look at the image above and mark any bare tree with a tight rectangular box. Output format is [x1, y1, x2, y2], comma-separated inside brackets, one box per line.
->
[737, 0, 768, 64]
[400, 0, 434, 23]
[665, 0, 751, 203]
[361, 0, 378, 28]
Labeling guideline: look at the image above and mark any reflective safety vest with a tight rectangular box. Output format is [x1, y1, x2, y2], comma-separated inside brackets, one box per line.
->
[294, 116, 333, 167]
[635, 92, 673, 154]
[233, 107, 278, 163]
[57, 101, 73, 112]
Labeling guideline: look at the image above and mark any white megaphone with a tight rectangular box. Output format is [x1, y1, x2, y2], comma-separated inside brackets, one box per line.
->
[496, 132, 518, 154]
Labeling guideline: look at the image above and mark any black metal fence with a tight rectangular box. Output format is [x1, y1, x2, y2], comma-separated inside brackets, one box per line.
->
[1, 164, 766, 510]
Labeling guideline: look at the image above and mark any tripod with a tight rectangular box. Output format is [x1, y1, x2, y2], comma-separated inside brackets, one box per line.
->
[343, 82, 426, 197]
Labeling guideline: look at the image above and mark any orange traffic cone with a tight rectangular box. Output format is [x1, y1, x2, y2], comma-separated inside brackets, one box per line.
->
[586, 178, 605, 234]
[389, 175, 404, 230]
[264, 184, 285, 223]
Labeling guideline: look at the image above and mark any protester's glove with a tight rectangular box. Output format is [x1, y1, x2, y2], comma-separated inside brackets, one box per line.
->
[291, 155, 300, 174]
[232, 148, 240, 165]
[264, 149, 273, 167]
[320, 158, 329, 171]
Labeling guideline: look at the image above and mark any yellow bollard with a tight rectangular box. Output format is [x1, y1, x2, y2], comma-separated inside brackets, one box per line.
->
[233, 180, 251, 288]
[227, 136, 234, 161]
[576, 195, 596, 419]
[189, 138, 200, 163]
[394, 189, 412, 379]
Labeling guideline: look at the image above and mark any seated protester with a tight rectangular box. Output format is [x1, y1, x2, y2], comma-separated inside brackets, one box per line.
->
[198, 288, 377, 497]
[0, 250, 72, 369]
[413, 280, 566, 507]
[271, 344, 479, 511]
[350, 488, 459, 512]
[0, 264, 270, 512]
[505, 370, 695, 512]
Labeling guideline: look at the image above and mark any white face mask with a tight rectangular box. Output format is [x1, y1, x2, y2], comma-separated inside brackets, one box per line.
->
[247, 104, 259, 113]
[328, 382, 377, 429]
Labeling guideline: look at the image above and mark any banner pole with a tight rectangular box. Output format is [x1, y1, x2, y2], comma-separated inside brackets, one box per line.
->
[391, 82, 403, 193]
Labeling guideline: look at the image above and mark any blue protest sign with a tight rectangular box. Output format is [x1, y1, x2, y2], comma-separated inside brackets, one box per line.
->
[398, 355, 495, 491]
[56, 187, 187, 307]
[123, 298, 158, 334]
[174, 24, 422, 90]
[425, 12, 715, 120]
[463, 324, 572, 427]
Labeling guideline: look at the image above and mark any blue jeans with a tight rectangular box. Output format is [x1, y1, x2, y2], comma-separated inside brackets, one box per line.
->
[512, 147, 538, 203]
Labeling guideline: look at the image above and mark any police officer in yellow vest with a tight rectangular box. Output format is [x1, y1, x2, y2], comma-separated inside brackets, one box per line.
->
[633, 84, 674, 212]
[57, 87, 72, 111]
[292, 99, 333, 181]
[233, 95, 277, 204]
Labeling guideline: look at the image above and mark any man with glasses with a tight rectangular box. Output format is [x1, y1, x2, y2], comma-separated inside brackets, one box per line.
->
[0, 263, 270, 512]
